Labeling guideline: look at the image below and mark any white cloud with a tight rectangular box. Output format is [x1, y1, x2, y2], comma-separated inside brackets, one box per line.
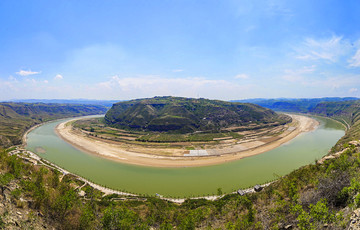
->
[282, 72, 360, 92]
[282, 65, 316, 83]
[234, 74, 249, 79]
[282, 75, 304, 83]
[54, 74, 63, 80]
[349, 49, 360, 67]
[284, 65, 316, 75]
[349, 88, 358, 93]
[8, 76, 18, 82]
[172, 69, 184, 73]
[96, 75, 256, 100]
[1, 72, 359, 101]
[28, 78, 37, 84]
[280, 64, 360, 94]
[16, 69, 41, 76]
[295, 35, 351, 62]
[99, 75, 227, 91]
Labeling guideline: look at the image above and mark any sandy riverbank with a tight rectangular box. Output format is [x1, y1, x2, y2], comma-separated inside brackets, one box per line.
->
[55, 114, 319, 167]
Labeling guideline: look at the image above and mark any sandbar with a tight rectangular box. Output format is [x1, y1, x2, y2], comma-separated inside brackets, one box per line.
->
[55, 114, 319, 167]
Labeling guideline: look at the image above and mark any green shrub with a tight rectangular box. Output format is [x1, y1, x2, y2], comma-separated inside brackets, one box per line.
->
[79, 203, 97, 229]
[291, 203, 313, 230]
[0, 215, 4, 229]
[53, 189, 79, 220]
[354, 193, 360, 207]
[309, 199, 334, 223]
[102, 206, 144, 230]
[0, 172, 14, 186]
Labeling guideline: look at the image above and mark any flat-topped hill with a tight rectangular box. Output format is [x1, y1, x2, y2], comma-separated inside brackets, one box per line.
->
[104, 96, 291, 133]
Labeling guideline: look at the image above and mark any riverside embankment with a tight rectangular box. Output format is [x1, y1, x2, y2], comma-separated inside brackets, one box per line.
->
[25, 116, 344, 197]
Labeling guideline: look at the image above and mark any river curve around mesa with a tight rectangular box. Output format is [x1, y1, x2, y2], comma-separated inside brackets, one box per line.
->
[25, 116, 344, 197]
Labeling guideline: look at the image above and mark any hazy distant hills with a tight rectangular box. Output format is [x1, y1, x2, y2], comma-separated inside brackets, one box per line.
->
[7, 99, 120, 108]
[105, 96, 290, 133]
[310, 100, 360, 125]
[0, 102, 108, 147]
[233, 97, 359, 113]
[10, 97, 359, 113]
[311, 100, 360, 118]
[309, 100, 360, 144]
[235, 97, 360, 143]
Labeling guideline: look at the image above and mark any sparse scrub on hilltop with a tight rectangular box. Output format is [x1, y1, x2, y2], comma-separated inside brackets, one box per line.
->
[104, 96, 291, 133]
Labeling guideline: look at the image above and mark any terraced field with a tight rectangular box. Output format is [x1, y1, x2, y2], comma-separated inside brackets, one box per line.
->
[72, 116, 292, 154]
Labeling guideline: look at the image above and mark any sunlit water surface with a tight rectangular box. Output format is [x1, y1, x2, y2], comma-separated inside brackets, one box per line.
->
[26, 116, 344, 197]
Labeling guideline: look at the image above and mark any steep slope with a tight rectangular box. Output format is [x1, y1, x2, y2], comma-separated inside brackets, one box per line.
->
[310, 100, 360, 146]
[0, 103, 108, 147]
[310, 100, 360, 124]
[105, 96, 290, 133]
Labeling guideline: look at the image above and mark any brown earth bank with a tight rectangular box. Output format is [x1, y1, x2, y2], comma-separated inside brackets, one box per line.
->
[54, 114, 319, 168]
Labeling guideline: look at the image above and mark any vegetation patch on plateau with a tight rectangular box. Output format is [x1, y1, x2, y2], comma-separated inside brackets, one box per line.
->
[136, 132, 243, 143]
[104, 96, 291, 133]
[74, 117, 247, 144]
[70, 98, 294, 158]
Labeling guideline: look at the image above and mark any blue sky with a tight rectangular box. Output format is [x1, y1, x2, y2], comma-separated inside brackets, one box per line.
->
[1, 0, 360, 100]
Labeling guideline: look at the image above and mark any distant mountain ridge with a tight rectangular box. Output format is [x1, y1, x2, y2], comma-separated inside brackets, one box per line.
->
[309, 100, 360, 145]
[233, 97, 359, 113]
[0, 102, 108, 147]
[7, 99, 120, 108]
[105, 96, 290, 133]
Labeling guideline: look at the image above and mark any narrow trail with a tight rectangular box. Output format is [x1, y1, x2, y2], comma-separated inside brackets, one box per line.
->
[9, 147, 273, 203]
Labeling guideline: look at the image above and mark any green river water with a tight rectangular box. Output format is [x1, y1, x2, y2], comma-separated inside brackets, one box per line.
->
[26, 116, 344, 197]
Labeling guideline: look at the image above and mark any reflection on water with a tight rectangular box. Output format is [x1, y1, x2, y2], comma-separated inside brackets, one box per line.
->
[26, 116, 344, 197]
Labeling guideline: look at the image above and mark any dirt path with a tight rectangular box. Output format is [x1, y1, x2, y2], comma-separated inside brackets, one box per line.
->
[55, 114, 319, 168]
[10, 147, 277, 203]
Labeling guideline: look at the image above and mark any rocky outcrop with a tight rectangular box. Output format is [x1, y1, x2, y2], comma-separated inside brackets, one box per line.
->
[317, 148, 348, 164]
[0, 180, 52, 229]
[348, 208, 360, 230]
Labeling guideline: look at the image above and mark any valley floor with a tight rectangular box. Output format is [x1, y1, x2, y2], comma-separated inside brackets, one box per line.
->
[54, 114, 319, 167]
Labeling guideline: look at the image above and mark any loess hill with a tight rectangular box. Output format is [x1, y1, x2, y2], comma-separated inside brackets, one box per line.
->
[0, 102, 107, 147]
[310, 100, 360, 148]
[104, 96, 291, 133]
